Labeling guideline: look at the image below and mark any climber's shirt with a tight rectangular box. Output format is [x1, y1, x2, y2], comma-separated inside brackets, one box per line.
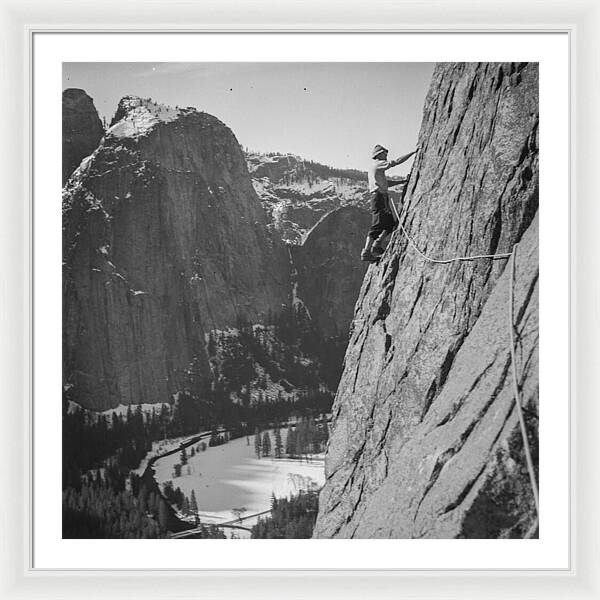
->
[368, 157, 404, 193]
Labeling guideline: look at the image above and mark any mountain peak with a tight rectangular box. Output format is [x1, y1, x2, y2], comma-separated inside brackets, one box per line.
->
[63, 87, 93, 99]
[108, 95, 195, 138]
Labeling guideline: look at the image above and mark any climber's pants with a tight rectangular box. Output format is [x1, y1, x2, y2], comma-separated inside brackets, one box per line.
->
[368, 191, 397, 239]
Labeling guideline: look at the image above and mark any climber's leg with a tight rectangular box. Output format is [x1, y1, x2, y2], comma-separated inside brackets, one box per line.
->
[372, 231, 388, 255]
[362, 191, 386, 261]
[372, 206, 396, 255]
[361, 233, 378, 261]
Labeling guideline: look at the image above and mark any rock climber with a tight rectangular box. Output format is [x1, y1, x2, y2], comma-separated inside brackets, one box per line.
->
[361, 144, 417, 262]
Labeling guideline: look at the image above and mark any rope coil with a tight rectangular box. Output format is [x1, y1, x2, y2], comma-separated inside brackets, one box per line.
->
[388, 197, 539, 537]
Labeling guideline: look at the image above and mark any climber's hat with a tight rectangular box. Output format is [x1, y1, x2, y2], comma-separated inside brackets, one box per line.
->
[372, 144, 388, 159]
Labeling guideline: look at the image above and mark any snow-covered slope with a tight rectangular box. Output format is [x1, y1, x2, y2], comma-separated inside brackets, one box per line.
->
[153, 429, 325, 527]
[246, 152, 371, 244]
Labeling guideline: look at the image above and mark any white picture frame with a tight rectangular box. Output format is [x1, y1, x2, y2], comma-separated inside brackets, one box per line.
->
[1, 0, 598, 598]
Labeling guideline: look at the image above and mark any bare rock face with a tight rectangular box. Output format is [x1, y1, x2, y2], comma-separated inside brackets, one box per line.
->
[291, 206, 371, 337]
[63, 97, 290, 410]
[62, 89, 105, 184]
[314, 62, 539, 539]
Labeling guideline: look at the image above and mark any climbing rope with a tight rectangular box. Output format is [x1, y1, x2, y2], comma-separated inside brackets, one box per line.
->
[388, 197, 539, 536]
[397, 221, 512, 263]
[389, 199, 512, 263]
[508, 244, 540, 532]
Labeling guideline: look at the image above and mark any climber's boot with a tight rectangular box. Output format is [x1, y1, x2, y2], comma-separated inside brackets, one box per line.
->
[371, 244, 384, 257]
[361, 249, 378, 262]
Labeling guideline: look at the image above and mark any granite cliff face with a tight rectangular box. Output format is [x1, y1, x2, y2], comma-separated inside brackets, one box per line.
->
[62, 89, 105, 184]
[291, 206, 371, 337]
[63, 96, 290, 410]
[314, 62, 539, 539]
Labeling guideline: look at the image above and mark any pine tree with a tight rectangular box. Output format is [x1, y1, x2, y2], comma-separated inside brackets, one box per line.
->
[138, 487, 147, 514]
[274, 427, 283, 459]
[134, 404, 143, 432]
[262, 431, 272, 457]
[148, 491, 157, 513]
[308, 417, 319, 454]
[297, 417, 309, 458]
[190, 490, 199, 525]
[174, 487, 184, 510]
[180, 447, 188, 465]
[160, 404, 169, 439]
[286, 426, 296, 458]
[208, 331, 216, 355]
[158, 499, 169, 534]
[254, 427, 262, 459]
[182, 496, 190, 516]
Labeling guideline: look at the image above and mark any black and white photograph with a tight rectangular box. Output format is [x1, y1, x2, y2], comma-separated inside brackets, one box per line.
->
[61, 61, 539, 541]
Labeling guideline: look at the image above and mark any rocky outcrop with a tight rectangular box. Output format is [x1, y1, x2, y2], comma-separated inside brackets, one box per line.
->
[62, 89, 105, 184]
[63, 96, 290, 410]
[247, 152, 370, 244]
[291, 206, 371, 337]
[314, 62, 539, 538]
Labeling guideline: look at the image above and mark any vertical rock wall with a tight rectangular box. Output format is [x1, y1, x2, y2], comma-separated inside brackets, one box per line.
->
[62, 88, 105, 184]
[314, 62, 539, 539]
[63, 97, 291, 410]
[291, 205, 371, 337]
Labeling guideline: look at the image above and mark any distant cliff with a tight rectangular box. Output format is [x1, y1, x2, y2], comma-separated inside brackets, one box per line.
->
[63, 96, 290, 410]
[314, 62, 539, 539]
[292, 206, 371, 337]
[62, 88, 104, 184]
[247, 152, 369, 244]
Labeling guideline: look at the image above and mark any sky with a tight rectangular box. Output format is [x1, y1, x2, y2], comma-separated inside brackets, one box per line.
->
[63, 62, 434, 171]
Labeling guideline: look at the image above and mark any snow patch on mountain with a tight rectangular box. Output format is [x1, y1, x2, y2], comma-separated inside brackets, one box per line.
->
[245, 151, 370, 244]
[107, 96, 181, 138]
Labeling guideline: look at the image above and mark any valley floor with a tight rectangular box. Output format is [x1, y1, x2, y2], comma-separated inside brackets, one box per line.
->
[152, 431, 325, 537]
